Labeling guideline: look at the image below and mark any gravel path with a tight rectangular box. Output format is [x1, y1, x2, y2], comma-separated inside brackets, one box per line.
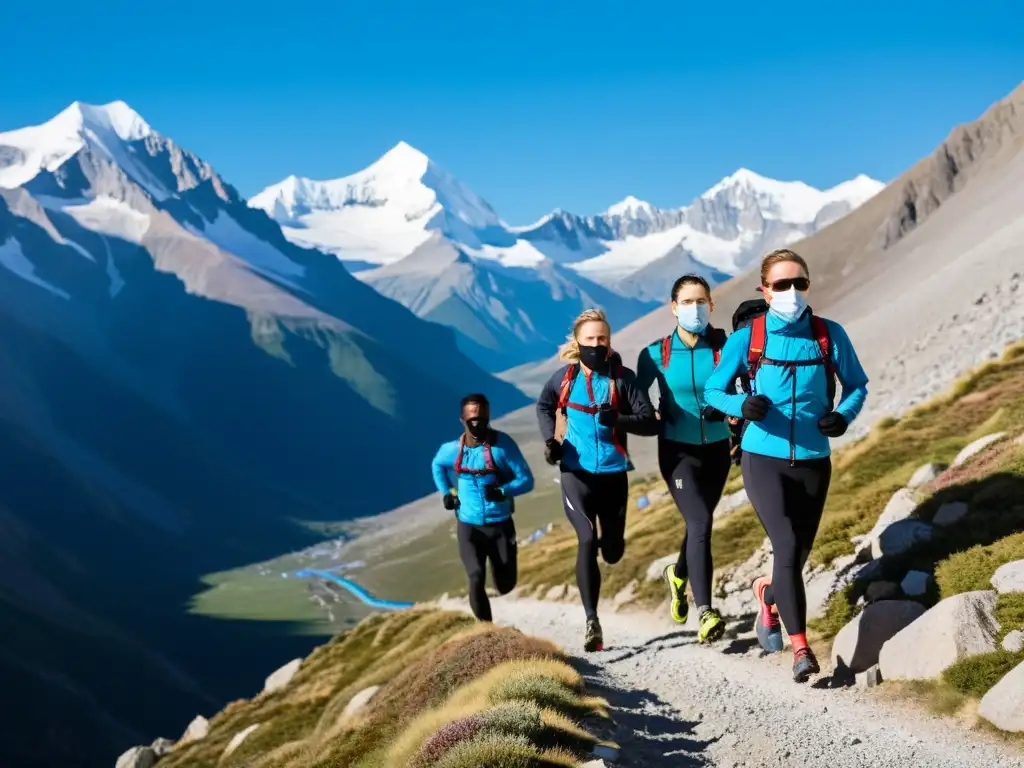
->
[436, 596, 1021, 768]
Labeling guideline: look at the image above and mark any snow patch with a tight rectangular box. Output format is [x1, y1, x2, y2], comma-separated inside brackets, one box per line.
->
[605, 195, 655, 217]
[62, 197, 151, 244]
[0, 237, 70, 299]
[188, 211, 306, 280]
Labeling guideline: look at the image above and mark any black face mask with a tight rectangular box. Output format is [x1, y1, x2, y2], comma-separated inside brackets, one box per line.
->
[578, 344, 610, 373]
[465, 418, 489, 440]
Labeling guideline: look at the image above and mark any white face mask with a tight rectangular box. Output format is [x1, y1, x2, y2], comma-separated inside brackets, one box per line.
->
[768, 288, 808, 323]
[675, 303, 710, 333]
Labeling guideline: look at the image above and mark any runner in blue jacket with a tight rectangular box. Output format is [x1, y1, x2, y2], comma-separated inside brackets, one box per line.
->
[432, 393, 534, 622]
[704, 248, 869, 683]
[537, 308, 658, 652]
[636, 274, 732, 644]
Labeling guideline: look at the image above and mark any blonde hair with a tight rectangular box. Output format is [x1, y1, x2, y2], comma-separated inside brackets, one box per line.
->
[558, 308, 610, 362]
[760, 248, 810, 286]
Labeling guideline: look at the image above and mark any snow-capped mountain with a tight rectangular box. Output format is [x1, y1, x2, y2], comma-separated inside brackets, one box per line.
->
[0, 101, 529, 768]
[252, 152, 883, 365]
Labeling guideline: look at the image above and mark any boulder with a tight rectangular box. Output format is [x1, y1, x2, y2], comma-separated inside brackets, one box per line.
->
[978, 659, 1024, 732]
[869, 489, 919, 537]
[150, 738, 174, 757]
[932, 501, 968, 527]
[879, 590, 1000, 680]
[115, 747, 156, 768]
[951, 433, 1007, 467]
[900, 570, 931, 597]
[832, 600, 927, 673]
[178, 715, 209, 746]
[992, 560, 1024, 594]
[865, 581, 900, 603]
[872, 520, 933, 560]
[908, 463, 944, 489]
[263, 658, 302, 695]
[223, 723, 260, 757]
[341, 685, 381, 721]
[645, 553, 677, 582]
[1003, 630, 1024, 653]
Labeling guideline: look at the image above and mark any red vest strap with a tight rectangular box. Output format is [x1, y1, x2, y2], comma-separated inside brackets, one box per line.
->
[660, 336, 672, 369]
[747, 314, 767, 381]
[453, 434, 496, 476]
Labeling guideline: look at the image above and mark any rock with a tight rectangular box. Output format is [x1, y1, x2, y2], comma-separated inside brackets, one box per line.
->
[613, 580, 638, 609]
[566, 586, 581, 601]
[951, 432, 1007, 467]
[979, 659, 1024, 732]
[877, 489, 920, 530]
[645, 553, 677, 582]
[545, 584, 568, 601]
[715, 487, 749, 517]
[865, 581, 900, 603]
[341, 685, 381, 721]
[908, 463, 945, 489]
[872, 520, 933, 559]
[832, 600, 927, 673]
[150, 738, 174, 757]
[856, 665, 883, 689]
[992, 560, 1024, 594]
[853, 559, 886, 584]
[854, 538, 873, 563]
[223, 723, 260, 757]
[591, 743, 620, 761]
[178, 715, 209, 745]
[932, 501, 968, 527]
[115, 747, 156, 768]
[879, 590, 1000, 680]
[263, 658, 302, 695]
[1003, 630, 1024, 653]
[900, 570, 931, 597]
[806, 554, 859, 620]
[580, 761, 608, 768]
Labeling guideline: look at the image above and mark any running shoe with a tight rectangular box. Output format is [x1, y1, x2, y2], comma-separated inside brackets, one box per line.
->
[697, 607, 726, 644]
[752, 576, 784, 653]
[584, 617, 604, 652]
[792, 647, 820, 683]
[663, 564, 689, 624]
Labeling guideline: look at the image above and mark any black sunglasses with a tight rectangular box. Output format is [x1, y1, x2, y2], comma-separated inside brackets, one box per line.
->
[765, 277, 810, 292]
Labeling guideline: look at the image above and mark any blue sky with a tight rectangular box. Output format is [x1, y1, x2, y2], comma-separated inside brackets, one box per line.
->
[5, 0, 1023, 223]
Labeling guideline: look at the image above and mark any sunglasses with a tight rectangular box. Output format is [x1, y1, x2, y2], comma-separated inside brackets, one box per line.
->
[765, 277, 810, 292]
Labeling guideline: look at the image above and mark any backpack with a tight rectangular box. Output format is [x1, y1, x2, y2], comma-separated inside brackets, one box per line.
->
[556, 356, 628, 457]
[658, 326, 726, 370]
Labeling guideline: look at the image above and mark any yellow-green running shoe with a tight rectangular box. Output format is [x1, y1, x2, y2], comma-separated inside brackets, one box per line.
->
[663, 564, 688, 624]
[697, 607, 726, 644]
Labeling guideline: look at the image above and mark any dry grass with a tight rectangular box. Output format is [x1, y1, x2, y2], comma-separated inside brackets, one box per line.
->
[158, 610, 599, 768]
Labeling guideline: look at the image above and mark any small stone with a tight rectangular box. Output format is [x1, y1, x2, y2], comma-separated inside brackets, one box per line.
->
[901, 570, 931, 597]
[545, 584, 568, 601]
[951, 433, 1007, 467]
[908, 463, 944, 489]
[933, 501, 968, 527]
[848, 736, 863, 746]
[150, 738, 174, 757]
[263, 658, 302, 695]
[856, 665, 883, 688]
[992, 560, 1024, 594]
[1002, 630, 1024, 653]
[178, 715, 209, 745]
[646, 553, 677, 582]
[342, 685, 382, 721]
[613, 580, 638, 609]
[115, 747, 156, 768]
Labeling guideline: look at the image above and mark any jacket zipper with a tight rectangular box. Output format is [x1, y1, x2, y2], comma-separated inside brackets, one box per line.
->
[790, 371, 797, 467]
[689, 347, 706, 444]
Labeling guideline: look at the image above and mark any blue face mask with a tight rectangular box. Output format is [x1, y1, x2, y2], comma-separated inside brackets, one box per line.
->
[768, 288, 808, 323]
[674, 303, 710, 333]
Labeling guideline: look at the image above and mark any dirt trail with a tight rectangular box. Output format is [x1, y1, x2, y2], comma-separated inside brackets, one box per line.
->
[437, 596, 1021, 768]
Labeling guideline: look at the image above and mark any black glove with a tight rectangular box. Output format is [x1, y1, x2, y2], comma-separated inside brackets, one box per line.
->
[818, 411, 848, 438]
[701, 405, 726, 422]
[597, 403, 618, 427]
[741, 395, 772, 422]
[442, 493, 460, 511]
[544, 438, 563, 465]
[483, 484, 505, 502]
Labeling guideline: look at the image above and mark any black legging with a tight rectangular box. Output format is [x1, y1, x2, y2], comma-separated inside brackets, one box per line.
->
[457, 519, 518, 621]
[741, 452, 832, 635]
[560, 469, 629, 620]
[659, 438, 732, 610]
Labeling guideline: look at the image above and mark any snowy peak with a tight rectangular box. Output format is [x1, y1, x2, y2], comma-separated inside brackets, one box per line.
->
[821, 174, 886, 207]
[369, 140, 431, 177]
[59, 100, 153, 142]
[605, 195, 654, 217]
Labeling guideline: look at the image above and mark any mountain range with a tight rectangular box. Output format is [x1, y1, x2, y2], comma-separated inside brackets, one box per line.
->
[0, 101, 528, 767]
[250, 145, 883, 370]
